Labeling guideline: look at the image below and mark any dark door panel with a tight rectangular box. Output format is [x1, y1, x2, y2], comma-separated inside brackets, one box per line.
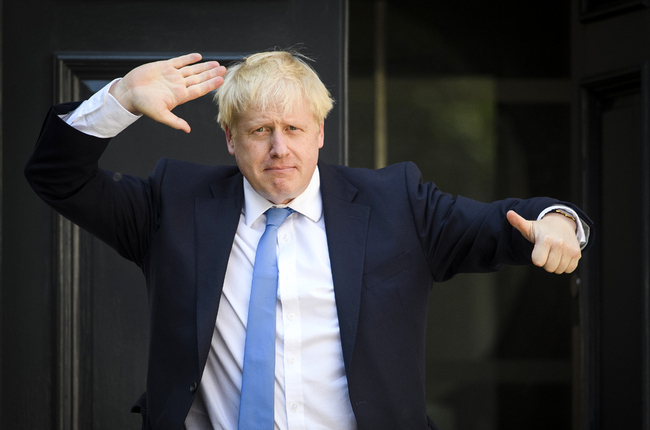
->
[573, 6, 650, 430]
[1, 2, 347, 428]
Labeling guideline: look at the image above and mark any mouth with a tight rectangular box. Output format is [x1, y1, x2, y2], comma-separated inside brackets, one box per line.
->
[265, 166, 295, 173]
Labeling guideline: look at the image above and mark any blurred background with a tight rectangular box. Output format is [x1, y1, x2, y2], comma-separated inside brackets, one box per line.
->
[348, 1, 574, 429]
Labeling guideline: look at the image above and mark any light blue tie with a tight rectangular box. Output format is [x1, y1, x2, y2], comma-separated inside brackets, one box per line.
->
[238, 207, 293, 430]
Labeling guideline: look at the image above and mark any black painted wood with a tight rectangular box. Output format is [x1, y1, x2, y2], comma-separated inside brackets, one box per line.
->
[1, 1, 347, 428]
[580, 0, 649, 22]
[574, 7, 650, 426]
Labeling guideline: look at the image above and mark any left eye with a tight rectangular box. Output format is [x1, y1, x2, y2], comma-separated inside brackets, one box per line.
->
[289, 126, 298, 131]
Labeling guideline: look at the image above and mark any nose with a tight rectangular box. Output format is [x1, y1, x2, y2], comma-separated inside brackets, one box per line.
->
[270, 131, 289, 158]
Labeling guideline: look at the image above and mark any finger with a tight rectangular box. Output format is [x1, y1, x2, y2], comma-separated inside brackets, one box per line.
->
[552, 252, 570, 274]
[180, 61, 223, 78]
[185, 76, 225, 101]
[543, 246, 562, 273]
[183, 66, 227, 88]
[555, 244, 582, 274]
[554, 256, 574, 274]
[545, 237, 582, 273]
[507, 210, 533, 242]
[564, 256, 580, 274]
[155, 110, 192, 133]
[169, 53, 203, 69]
[531, 236, 551, 269]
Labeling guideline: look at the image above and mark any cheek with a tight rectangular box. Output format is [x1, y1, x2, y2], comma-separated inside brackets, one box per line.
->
[235, 145, 264, 171]
[306, 142, 321, 161]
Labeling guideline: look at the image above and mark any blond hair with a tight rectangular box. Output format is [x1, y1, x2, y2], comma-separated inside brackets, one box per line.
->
[215, 50, 334, 131]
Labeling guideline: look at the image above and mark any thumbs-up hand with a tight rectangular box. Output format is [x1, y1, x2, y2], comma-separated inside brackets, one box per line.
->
[507, 210, 582, 274]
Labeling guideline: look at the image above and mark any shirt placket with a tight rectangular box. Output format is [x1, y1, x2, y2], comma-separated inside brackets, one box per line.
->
[276, 217, 307, 430]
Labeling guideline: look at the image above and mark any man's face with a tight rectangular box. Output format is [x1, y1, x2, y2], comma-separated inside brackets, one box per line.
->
[225, 98, 324, 205]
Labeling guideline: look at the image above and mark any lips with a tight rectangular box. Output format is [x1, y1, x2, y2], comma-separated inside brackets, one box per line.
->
[264, 166, 295, 172]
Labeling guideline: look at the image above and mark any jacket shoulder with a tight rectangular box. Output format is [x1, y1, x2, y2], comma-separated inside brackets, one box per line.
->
[323, 161, 420, 186]
[150, 159, 240, 191]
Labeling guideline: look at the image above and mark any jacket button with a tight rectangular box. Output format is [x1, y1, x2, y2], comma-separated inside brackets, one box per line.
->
[190, 382, 198, 392]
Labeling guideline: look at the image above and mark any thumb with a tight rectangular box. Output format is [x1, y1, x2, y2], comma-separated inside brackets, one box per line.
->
[507, 210, 533, 243]
[156, 110, 191, 134]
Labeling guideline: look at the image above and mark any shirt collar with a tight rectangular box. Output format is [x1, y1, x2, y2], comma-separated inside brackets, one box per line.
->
[242, 166, 323, 227]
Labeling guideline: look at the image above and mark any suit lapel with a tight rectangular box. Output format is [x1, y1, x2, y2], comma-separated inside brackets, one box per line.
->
[319, 164, 370, 376]
[195, 172, 244, 370]
[193, 165, 370, 377]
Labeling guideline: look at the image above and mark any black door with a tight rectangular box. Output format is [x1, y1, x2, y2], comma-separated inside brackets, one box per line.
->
[1, 2, 347, 428]
[572, 2, 650, 429]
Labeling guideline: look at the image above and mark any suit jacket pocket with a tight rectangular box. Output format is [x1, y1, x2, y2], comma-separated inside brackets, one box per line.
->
[363, 251, 412, 289]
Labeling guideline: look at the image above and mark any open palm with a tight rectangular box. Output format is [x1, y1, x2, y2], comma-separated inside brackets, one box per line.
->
[109, 53, 226, 133]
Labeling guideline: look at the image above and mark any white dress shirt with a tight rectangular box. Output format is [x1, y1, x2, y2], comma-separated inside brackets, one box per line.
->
[184, 171, 356, 430]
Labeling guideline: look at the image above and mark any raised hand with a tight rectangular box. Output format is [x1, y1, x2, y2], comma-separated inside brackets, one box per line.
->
[507, 210, 582, 274]
[109, 53, 227, 133]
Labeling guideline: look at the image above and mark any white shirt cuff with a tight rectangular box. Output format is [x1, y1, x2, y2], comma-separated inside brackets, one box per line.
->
[538, 205, 590, 250]
[60, 78, 141, 138]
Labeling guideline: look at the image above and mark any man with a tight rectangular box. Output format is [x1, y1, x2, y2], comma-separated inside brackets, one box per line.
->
[25, 51, 591, 430]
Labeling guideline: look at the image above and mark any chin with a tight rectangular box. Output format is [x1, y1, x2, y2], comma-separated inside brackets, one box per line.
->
[267, 189, 299, 205]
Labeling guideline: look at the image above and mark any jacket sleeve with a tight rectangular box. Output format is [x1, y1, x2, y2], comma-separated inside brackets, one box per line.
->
[403, 162, 593, 281]
[25, 103, 164, 266]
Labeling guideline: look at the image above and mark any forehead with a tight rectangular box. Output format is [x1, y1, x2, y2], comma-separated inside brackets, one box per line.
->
[236, 97, 317, 127]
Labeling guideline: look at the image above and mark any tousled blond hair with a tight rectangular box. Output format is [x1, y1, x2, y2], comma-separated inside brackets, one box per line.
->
[214, 50, 334, 132]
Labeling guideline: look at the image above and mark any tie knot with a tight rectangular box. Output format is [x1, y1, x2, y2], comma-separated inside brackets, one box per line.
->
[265, 207, 293, 227]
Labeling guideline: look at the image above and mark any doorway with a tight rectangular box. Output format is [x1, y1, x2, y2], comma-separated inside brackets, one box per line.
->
[349, 1, 575, 428]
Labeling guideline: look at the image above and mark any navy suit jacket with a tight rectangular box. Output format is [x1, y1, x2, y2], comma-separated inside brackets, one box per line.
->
[26, 103, 592, 430]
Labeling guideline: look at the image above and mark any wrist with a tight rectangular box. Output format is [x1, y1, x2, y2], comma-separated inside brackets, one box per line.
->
[108, 79, 139, 115]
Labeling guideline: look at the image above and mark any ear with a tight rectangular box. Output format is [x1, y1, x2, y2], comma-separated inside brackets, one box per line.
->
[318, 121, 325, 149]
[224, 124, 236, 156]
